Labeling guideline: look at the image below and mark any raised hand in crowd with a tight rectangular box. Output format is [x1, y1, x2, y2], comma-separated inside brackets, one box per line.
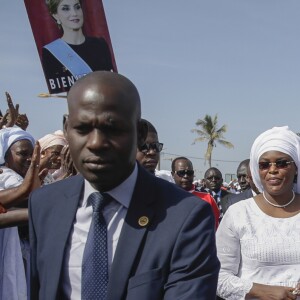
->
[55, 144, 78, 180]
[3, 92, 19, 128]
[0, 92, 29, 130]
[16, 113, 29, 130]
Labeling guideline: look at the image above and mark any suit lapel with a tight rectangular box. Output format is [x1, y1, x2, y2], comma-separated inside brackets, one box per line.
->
[46, 175, 84, 295]
[248, 189, 254, 198]
[219, 189, 229, 212]
[107, 167, 156, 300]
[220, 189, 228, 198]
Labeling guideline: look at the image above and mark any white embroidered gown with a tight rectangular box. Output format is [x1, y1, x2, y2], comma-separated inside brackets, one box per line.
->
[216, 197, 300, 300]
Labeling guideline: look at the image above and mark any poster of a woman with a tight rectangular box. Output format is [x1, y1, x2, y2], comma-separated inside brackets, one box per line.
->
[24, 0, 117, 94]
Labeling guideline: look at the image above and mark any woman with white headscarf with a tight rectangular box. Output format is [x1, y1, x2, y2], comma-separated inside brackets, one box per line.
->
[0, 127, 35, 189]
[38, 130, 67, 184]
[0, 126, 35, 300]
[216, 126, 300, 300]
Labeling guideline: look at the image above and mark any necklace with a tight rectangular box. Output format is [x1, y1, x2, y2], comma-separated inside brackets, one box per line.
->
[262, 191, 295, 208]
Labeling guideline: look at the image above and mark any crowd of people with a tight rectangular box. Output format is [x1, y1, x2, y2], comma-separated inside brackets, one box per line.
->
[0, 72, 299, 299]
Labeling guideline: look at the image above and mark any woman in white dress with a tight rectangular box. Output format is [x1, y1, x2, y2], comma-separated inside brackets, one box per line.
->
[216, 126, 300, 300]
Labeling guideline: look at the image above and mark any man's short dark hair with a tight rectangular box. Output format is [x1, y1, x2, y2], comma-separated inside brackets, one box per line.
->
[171, 156, 191, 172]
[141, 119, 157, 134]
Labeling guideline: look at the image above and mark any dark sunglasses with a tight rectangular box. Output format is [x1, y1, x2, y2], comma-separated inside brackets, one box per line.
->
[258, 160, 295, 170]
[139, 142, 163, 153]
[175, 170, 194, 177]
[206, 176, 221, 181]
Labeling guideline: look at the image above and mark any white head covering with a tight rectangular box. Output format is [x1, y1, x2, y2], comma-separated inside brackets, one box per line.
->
[250, 126, 300, 193]
[0, 127, 35, 165]
[38, 130, 67, 152]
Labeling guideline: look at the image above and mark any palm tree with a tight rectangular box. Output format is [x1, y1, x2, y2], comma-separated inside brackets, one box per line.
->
[191, 114, 234, 167]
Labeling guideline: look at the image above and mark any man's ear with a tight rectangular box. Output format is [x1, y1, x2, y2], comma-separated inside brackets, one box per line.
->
[63, 114, 69, 141]
[137, 119, 148, 148]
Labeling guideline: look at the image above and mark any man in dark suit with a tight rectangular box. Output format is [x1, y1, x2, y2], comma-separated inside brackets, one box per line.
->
[226, 160, 260, 210]
[235, 159, 250, 193]
[29, 71, 219, 300]
[226, 187, 253, 207]
[200, 167, 231, 221]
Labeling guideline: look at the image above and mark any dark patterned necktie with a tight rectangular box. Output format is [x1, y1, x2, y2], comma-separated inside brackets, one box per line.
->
[82, 192, 109, 300]
[212, 192, 223, 222]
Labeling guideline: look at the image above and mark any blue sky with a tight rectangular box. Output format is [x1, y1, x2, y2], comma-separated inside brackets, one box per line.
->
[1, 1, 300, 180]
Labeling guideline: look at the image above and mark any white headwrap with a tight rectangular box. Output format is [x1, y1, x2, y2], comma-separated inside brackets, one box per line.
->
[38, 130, 67, 152]
[250, 126, 300, 193]
[0, 127, 35, 165]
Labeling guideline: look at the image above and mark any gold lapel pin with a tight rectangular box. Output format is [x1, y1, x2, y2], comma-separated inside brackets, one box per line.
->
[138, 216, 149, 227]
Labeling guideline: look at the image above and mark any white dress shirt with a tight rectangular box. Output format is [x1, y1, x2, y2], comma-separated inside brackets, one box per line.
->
[155, 169, 174, 183]
[62, 164, 138, 299]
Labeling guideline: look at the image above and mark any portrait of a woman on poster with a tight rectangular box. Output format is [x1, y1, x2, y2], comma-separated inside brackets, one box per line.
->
[42, 0, 114, 94]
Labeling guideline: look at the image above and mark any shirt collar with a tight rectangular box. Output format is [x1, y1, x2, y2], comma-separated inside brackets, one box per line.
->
[212, 189, 221, 197]
[83, 163, 138, 209]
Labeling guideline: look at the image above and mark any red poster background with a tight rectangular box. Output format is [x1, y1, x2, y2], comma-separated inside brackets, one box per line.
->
[24, 0, 117, 93]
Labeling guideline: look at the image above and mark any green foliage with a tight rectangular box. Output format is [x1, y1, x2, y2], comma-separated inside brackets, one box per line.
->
[191, 114, 234, 167]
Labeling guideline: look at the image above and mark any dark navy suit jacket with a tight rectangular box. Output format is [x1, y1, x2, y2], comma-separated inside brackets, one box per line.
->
[226, 188, 254, 211]
[29, 165, 220, 300]
[227, 189, 254, 208]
